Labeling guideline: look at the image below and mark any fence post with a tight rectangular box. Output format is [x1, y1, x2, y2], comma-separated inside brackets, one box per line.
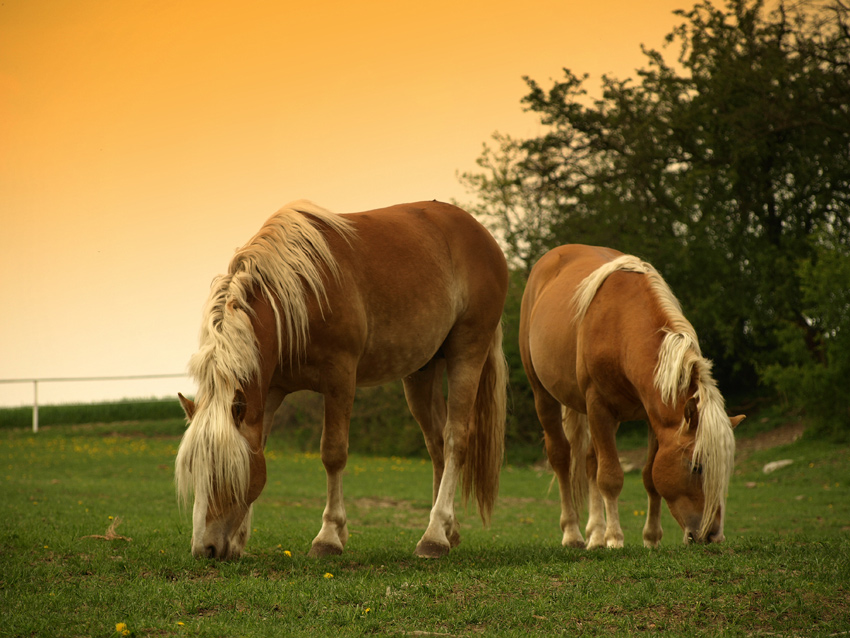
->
[32, 380, 39, 433]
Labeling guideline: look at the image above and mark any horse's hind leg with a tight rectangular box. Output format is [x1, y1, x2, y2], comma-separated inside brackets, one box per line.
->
[537, 397, 585, 549]
[584, 446, 607, 549]
[403, 359, 458, 546]
[642, 427, 663, 548]
[309, 385, 355, 557]
[414, 336, 489, 558]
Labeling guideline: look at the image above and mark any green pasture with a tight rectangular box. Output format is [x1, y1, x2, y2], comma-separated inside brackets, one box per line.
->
[1, 420, 848, 637]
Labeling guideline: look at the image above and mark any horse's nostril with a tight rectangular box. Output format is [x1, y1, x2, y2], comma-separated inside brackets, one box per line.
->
[205, 545, 217, 559]
[687, 532, 696, 543]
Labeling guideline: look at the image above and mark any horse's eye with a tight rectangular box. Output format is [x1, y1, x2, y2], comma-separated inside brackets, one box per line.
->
[691, 462, 703, 475]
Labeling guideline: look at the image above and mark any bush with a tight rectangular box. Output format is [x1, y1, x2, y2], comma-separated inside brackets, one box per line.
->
[763, 244, 850, 441]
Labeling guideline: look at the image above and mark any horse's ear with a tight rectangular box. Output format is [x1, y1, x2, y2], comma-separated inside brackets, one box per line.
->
[178, 393, 196, 421]
[729, 414, 746, 429]
[685, 397, 699, 430]
[232, 389, 247, 425]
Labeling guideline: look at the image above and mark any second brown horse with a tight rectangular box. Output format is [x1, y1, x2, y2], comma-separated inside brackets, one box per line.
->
[519, 244, 741, 548]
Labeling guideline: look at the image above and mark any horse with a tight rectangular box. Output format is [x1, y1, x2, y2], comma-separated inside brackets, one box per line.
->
[174, 200, 508, 560]
[518, 244, 742, 549]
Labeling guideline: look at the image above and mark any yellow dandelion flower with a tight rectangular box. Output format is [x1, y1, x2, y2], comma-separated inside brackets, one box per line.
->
[284, 550, 292, 557]
[177, 622, 185, 626]
[115, 623, 127, 632]
[324, 572, 334, 579]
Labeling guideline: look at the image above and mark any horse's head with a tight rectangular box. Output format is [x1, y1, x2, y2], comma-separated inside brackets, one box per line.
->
[175, 388, 268, 559]
[650, 402, 744, 544]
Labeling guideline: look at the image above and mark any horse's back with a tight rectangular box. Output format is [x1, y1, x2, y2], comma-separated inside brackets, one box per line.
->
[339, 201, 506, 312]
[343, 201, 504, 272]
[312, 201, 507, 386]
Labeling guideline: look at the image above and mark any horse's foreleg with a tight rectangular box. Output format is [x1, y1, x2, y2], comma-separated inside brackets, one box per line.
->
[403, 360, 448, 506]
[587, 400, 624, 549]
[642, 427, 663, 548]
[309, 390, 353, 557]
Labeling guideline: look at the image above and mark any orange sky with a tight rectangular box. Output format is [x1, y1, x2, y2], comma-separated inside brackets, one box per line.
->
[0, 0, 689, 406]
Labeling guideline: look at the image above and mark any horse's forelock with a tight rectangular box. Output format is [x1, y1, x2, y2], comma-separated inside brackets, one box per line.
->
[174, 392, 251, 510]
[176, 268, 261, 512]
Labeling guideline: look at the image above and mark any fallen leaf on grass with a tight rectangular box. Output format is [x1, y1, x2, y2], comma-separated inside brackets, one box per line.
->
[82, 516, 132, 542]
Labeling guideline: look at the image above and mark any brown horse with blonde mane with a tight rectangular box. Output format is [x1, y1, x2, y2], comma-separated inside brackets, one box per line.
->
[175, 200, 508, 559]
[519, 244, 742, 549]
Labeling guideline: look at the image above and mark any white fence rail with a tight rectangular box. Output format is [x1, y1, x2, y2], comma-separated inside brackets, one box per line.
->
[0, 374, 188, 433]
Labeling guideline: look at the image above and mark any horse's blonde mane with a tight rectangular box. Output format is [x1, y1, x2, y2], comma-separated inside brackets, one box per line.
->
[571, 253, 735, 540]
[175, 200, 355, 507]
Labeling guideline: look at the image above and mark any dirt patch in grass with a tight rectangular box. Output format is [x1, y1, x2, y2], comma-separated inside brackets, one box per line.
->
[733, 420, 806, 461]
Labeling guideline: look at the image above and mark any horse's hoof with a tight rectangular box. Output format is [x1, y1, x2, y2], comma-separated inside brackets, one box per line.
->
[562, 539, 586, 550]
[308, 541, 343, 558]
[414, 540, 450, 559]
[586, 536, 605, 550]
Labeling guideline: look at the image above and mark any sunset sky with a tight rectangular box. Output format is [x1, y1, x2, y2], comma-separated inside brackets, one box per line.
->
[1, 0, 690, 407]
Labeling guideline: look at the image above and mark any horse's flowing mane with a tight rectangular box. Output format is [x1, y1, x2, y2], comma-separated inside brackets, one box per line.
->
[175, 201, 355, 508]
[571, 254, 736, 539]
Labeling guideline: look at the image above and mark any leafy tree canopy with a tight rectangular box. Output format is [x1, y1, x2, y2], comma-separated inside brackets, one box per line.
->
[459, 0, 850, 437]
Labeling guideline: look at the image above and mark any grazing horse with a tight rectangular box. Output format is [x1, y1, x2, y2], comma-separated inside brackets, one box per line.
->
[519, 245, 742, 549]
[175, 200, 508, 559]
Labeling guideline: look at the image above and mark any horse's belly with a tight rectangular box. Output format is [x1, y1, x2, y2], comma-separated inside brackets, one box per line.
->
[354, 324, 449, 386]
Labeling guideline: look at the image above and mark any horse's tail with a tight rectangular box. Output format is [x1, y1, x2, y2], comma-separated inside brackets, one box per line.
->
[463, 322, 508, 525]
[562, 406, 590, 517]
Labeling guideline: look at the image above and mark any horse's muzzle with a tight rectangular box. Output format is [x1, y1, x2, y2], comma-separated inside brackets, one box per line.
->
[192, 539, 231, 560]
[685, 529, 725, 544]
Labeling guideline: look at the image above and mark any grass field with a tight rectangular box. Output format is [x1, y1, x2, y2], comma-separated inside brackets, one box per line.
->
[1, 419, 848, 637]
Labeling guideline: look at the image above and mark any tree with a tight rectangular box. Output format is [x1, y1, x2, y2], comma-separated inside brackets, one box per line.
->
[461, 0, 850, 436]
